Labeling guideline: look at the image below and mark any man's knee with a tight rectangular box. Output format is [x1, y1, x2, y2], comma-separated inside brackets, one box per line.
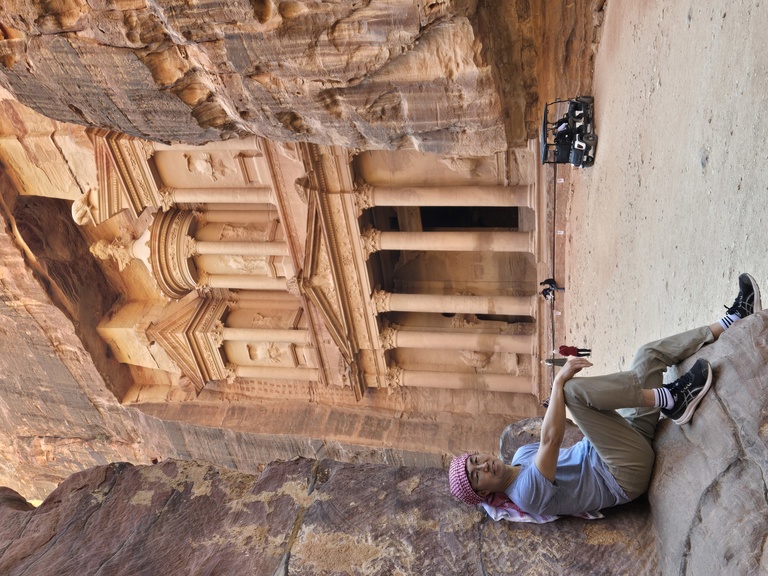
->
[563, 378, 588, 408]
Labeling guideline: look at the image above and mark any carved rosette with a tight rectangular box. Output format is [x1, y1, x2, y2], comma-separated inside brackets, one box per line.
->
[360, 227, 381, 260]
[150, 208, 199, 298]
[352, 180, 374, 216]
[371, 290, 391, 314]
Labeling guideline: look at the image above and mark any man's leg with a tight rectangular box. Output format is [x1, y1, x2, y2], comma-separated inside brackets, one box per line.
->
[563, 325, 714, 498]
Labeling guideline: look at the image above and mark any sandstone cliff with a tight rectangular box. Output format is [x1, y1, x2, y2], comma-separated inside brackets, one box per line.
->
[0, 1, 604, 155]
[0, 0, 506, 155]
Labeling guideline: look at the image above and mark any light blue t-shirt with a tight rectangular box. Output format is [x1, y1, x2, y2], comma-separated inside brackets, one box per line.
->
[505, 438, 630, 516]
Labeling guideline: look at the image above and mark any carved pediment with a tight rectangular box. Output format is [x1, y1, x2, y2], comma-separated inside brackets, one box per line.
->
[303, 192, 348, 358]
[88, 129, 160, 219]
[146, 290, 230, 394]
[72, 133, 131, 225]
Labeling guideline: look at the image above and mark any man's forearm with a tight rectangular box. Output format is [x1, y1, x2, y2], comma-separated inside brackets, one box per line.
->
[540, 376, 566, 449]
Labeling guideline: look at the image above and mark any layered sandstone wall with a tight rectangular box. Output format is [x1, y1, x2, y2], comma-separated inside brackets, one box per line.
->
[0, 0, 507, 155]
[0, 1, 605, 156]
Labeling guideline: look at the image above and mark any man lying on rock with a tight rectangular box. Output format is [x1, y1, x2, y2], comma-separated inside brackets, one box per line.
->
[449, 274, 761, 523]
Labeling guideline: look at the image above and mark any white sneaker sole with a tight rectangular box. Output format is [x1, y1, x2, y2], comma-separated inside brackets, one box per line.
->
[743, 273, 763, 312]
[673, 363, 713, 426]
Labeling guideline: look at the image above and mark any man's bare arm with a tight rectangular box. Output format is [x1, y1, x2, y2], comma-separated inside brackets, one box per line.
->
[534, 357, 592, 482]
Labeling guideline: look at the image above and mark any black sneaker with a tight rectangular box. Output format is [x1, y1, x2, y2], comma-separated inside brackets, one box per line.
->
[660, 359, 713, 425]
[724, 273, 762, 319]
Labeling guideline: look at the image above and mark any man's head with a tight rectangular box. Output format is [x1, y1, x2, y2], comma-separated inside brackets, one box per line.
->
[449, 453, 512, 505]
[449, 453, 484, 505]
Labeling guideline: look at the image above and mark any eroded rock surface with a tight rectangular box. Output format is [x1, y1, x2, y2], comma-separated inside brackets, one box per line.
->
[0, 456, 655, 576]
[0, 0, 506, 155]
[0, 1, 604, 155]
[650, 314, 768, 575]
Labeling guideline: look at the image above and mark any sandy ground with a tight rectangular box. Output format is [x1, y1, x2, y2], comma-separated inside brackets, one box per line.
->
[563, 0, 768, 375]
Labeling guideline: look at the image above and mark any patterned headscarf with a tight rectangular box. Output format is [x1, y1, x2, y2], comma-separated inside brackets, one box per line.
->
[448, 453, 484, 506]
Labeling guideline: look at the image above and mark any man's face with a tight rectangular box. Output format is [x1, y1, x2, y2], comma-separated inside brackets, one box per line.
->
[465, 453, 508, 497]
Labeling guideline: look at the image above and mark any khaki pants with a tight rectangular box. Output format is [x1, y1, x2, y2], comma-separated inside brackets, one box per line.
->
[563, 326, 714, 499]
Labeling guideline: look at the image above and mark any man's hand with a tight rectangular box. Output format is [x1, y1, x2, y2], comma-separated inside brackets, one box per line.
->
[555, 357, 593, 384]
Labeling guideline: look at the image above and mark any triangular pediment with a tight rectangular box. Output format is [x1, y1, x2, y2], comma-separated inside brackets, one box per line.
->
[303, 193, 352, 363]
[146, 290, 229, 393]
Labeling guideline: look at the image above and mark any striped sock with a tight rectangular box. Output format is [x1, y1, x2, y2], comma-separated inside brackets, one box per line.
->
[719, 312, 742, 330]
[654, 387, 675, 410]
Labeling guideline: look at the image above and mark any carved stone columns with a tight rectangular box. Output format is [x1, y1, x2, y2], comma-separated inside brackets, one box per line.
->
[159, 186, 273, 210]
[380, 325, 533, 354]
[194, 209, 279, 225]
[373, 290, 534, 317]
[353, 182, 532, 213]
[197, 272, 289, 292]
[360, 228, 533, 259]
[185, 239, 289, 257]
[380, 365, 531, 393]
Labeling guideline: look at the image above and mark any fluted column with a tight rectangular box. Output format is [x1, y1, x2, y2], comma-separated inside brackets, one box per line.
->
[353, 182, 532, 212]
[380, 325, 533, 354]
[373, 290, 534, 317]
[361, 228, 533, 259]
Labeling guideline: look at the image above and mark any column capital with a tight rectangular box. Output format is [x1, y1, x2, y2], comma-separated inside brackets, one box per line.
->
[360, 227, 382, 260]
[372, 289, 391, 314]
[183, 235, 199, 257]
[227, 292, 241, 310]
[379, 323, 401, 350]
[352, 179, 374, 216]
[197, 270, 211, 289]
[386, 363, 403, 389]
[192, 209, 209, 227]
[225, 363, 237, 384]
[158, 187, 174, 212]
